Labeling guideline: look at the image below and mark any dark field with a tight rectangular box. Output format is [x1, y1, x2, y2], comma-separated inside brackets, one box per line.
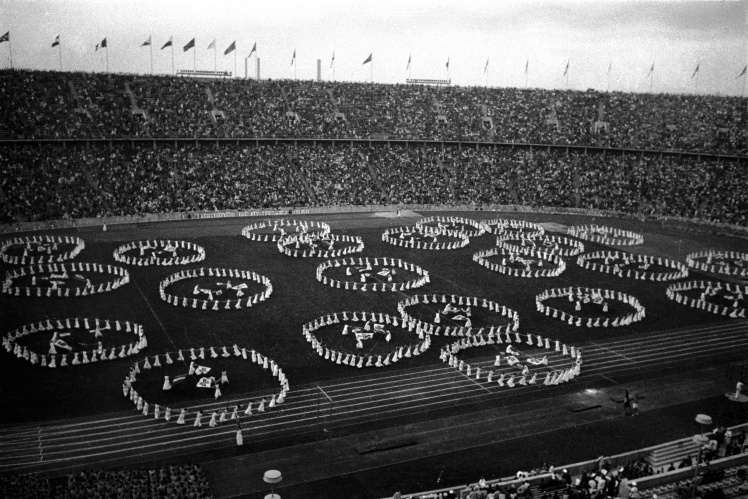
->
[1, 210, 746, 497]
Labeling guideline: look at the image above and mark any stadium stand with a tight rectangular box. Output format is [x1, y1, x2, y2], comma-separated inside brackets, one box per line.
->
[0, 463, 213, 499]
[1, 69, 747, 228]
[1, 69, 746, 154]
[1, 142, 746, 227]
[1, 69, 747, 498]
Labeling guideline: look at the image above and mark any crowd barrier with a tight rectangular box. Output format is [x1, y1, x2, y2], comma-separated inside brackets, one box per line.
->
[2, 204, 747, 240]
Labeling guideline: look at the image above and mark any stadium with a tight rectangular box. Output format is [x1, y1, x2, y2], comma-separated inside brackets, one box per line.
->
[1, 1, 748, 498]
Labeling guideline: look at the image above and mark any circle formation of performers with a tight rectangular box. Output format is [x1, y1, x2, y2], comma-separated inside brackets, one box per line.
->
[316, 256, 430, 292]
[382, 226, 470, 250]
[0, 235, 85, 265]
[124, 345, 289, 428]
[441, 331, 582, 388]
[2, 263, 130, 298]
[277, 232, 364, 258]
[302, 311, 431, 368]
[397, 294, 520, 338]
[473, 246, 566, 278]
[415, 216, 488, 238]
[3, 318, 146, 368]
[496, 234, 585, 257]
[536, 286, 646, 327]
[242, 219, 331, 243]
[685, 251, 748, 278]
[113, 240, 206, 266]
[666, 280, 747, 318]
[485, 219, 545, 238]
[159, 267, 272, 311]
[577, 250, 688, 281]
[567, 225, 644, 246]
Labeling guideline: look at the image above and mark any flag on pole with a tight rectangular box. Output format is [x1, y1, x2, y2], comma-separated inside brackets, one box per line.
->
[738, 65, 747, 78]
[95, 38, 106, 51]
[525, 59, 529, 74]
[248, 42, 256, 57]
[207, 39, 215, 50]
[607, 61, 612, 74]
[291, 49, 296, 66]
[0, 32, 9, 43]
[141, 36, 151, 47]
[362, 53, 372, 65]
[648, 63, 655, 74]
[183, 38, 195, 52]
[691, 63, 699, 78]
[484, 58, 489, 74]
[52, 34, 60, 47]
[563, 60, 569, 76]
[330, 51, 334, 68]
[406, 54, 411, 71]
[224, 41, 235, 55]
[161, 37, 173, 50]
[446, 57, 450, 70]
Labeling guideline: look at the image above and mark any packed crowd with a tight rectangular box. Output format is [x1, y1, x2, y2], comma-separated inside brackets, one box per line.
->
[0, 463, 213, 498]
[59, 464, 213, 498]
[0, 473, 51, 499]
[2, 142, 746, 227]
[1, 69, 746, 154]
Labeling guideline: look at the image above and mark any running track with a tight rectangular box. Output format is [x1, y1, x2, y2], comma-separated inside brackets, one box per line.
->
[0, 320, 745, 477]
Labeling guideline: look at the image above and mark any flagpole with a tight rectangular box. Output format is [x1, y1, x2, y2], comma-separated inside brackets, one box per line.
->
[650, 68, 654, 93]
[607, 63, 611, 92]
[695, 65, 699, 94]
[106, 45, 109, 73]
[59, 38, 62, 71]
[8, 34, 12, 69]
[234, 48, 237, 78]
[171, 43, 174, 75]
[150, 38, 153, 75]
[194, 46, 196, 71]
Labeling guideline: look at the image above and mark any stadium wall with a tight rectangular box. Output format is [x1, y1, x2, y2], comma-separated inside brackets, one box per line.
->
[3, 203, 748, 240]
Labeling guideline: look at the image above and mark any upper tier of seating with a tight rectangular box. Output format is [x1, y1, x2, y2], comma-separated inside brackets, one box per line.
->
[1, 69, 746, 155]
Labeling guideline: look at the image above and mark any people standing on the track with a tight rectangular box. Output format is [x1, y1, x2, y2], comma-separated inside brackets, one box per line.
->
[631, 394, 640, 416]
[623, 389, 632, 416]
[236, 416, 244, 446]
